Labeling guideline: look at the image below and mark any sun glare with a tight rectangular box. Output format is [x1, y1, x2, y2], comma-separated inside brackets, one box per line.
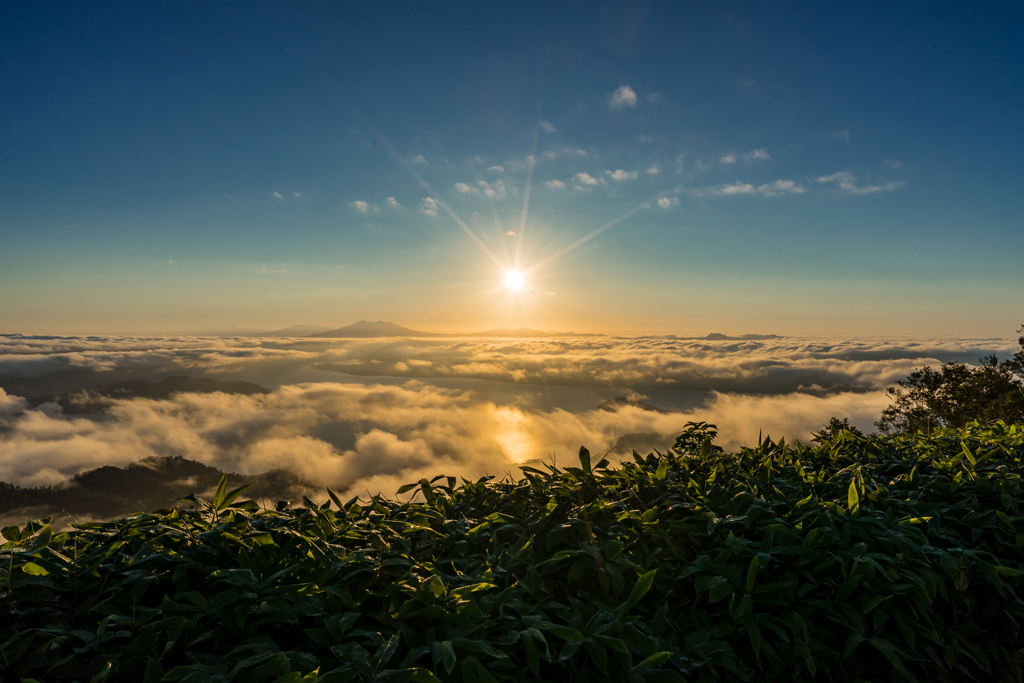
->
[505, 270, 525, 290]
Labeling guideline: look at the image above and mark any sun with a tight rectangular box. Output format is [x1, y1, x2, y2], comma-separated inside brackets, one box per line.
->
[504, 270, 525, 290]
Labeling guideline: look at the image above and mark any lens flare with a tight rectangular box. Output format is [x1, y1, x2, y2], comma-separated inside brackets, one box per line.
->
[505, 270, 525, 290]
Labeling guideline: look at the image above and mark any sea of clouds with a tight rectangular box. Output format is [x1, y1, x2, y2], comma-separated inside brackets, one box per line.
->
[0, 333, 1016, 496]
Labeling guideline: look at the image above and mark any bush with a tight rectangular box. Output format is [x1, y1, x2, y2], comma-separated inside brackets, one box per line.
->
[3, 422, 1024, 682]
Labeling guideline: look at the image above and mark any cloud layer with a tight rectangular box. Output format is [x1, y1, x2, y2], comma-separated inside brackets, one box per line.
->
[0, 380, 887, 494]
[1, 333, 1015, 495]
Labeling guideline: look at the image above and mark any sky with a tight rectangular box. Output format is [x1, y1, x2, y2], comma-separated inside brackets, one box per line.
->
[2, 1, 1022, 336]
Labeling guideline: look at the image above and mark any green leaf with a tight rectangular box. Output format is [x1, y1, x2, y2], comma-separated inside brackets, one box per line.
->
[654, 458, 668, 482]
[640, 652, 672, 667]
[543, 625, 586, 642]
[708, 576, 734, 603]
[746, 621, 762, 659]
[520, 630, 540, 676]
[994, 566, 1024, 577]
[617, 570, 657, 615]
[847, 479, 860, 514]
[213, 474, 228, 509]
[869, 637, 910, 676]
[961, 442, 976, 466]
[745, 555, 759, 592]
[217, 484, 251, 511]
[21, 562, 49, 576]
[579, 446, 591, 474]
[440, 641, 457, 674]
[327, 488, 345, 510]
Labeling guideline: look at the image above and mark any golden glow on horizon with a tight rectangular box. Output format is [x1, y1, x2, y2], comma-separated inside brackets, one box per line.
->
[494, 407, 536, 463]
[504, 270, 525, 290]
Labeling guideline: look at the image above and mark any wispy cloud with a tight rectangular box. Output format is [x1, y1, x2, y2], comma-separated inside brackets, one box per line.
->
[816, 172, 903, 194]
[487, 165, 505, 173]
[608, 84, 637, 110]
[657, 196, 679, 208]
[647, 93, 663, 104]
[606, 169, 638, 181]
[572, 172, 600, 187]
[454, 182, 477, 194]
[385, 196, 400, 208]
[637, 135, 653, 143]
[419, 197, 439, 215]
[540, 120, 557, 133]
[883, 159, 903, 170]
[546, 179, 566, 190]
[831, 130, 851, 141]
[709, 179, 805, 197]
[646, 165, 660, 176]
[350, 200, 376, 212]
[719, 153, 737, 165]
[271, 191, 284, 200]
[743, 148, 770, 162]
[407, 155, 428, 165]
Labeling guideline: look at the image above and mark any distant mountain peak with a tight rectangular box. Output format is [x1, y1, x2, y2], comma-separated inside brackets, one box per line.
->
[311, 321, 444, 338]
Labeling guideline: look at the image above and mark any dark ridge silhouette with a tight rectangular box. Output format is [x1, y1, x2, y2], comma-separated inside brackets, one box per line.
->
[598, 397, 676, 414]
[608, 432, 675, 455]
[28, 375, 271, 414]
[311, 321, 446, 338]
[702, 333, 782, 341]
[0, 456, 312, 520]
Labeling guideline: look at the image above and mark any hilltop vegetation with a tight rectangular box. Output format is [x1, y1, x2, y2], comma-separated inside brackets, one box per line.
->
[876, 324, 1024, 434]
[4, 421, 1024, 682]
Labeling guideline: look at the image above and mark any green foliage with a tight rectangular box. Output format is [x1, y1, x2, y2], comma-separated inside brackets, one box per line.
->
[876, 324, 1024, 434]
[811, 417, 866, 445]
[4, 423, 1024, 682]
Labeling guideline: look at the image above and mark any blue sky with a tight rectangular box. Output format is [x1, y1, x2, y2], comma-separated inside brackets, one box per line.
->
[1, 1, 1022, 335]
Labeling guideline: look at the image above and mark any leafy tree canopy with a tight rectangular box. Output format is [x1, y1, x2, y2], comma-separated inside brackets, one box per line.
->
[876, 324, 1024, 434]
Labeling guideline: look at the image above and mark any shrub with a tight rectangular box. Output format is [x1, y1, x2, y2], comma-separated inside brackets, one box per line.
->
[3, 421, 1024, 682]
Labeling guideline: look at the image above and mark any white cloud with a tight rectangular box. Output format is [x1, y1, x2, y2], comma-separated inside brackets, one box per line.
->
[386, 197, 400, 208]
[454, 182, 478, 194]
[293, 192, 302, 198]
[832, 130, 851, 141]
[420, 197, 439, 215]
[540, 120, 557, 133]
[572, 172, 600, 186]
[546, 179, 566, 190]
[478, 180, 507, 199]
[710, 179, 805, 197]
[647, 93, 663, 104]
[719, 153, 736, 165]
[487, 165, 505, 173]
[506, 230, 516, 236]
[816, 172, 904, 195]
[607, 169, 638, 181]
[7, 333, 1015, 493]
[271, 191, 284, 200]
[883, 159, 903, 170]
[657, 196, 679, 208]
[407, 155, 428, 164]
[350, 200, 375, 212]
[608, 85, 637, 111]
[646, 165, 661, 176]
[637, 135, 653, 143]
[744, 148, 770, 162]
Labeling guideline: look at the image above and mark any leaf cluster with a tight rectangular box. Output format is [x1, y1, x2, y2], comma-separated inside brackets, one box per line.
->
[877, 324, 1024, 435]
[3, 421, 1024, 682]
